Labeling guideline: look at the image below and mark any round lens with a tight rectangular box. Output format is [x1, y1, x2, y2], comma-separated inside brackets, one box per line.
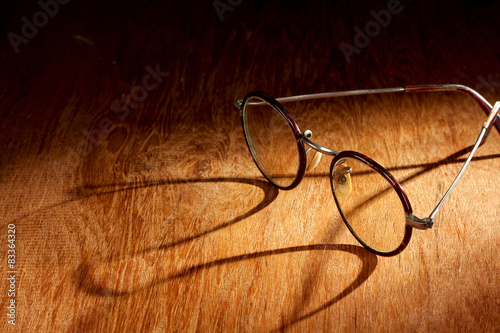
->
[331, 156, 408, 254]
[242, 96, 301, 188]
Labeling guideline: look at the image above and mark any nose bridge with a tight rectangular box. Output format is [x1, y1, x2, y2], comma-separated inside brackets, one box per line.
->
[302, 129, 341, 172]
[302, 130, 341, 157]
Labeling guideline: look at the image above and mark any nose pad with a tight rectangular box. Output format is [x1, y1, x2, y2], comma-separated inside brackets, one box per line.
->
[306, 151, 322, 171]
[332, 163, 352, 196]
[304, 129, 323, 171]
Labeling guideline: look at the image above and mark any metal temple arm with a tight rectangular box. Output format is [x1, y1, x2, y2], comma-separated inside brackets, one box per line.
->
[426, 101, 500, 220]
[236, 85, 499, 138]
[267, 84, 499, 140]
[406, 101, 500, 229]
[405, 84, 499, 143]
[274, 87, 405, 103]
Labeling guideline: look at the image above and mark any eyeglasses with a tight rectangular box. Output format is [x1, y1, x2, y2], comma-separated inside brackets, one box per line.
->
[234, 84, 500, 256]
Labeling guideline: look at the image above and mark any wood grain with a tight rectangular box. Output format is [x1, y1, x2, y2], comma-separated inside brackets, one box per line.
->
[0, 0, 499, 331]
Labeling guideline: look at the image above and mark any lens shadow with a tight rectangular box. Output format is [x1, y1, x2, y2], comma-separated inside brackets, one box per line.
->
[68, 177, 279, 252]
[69, 177, 377, 331]
[73, 243, 377, 331]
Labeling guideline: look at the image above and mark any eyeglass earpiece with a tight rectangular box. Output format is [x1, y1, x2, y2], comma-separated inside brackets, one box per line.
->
[333, 163, 352, 196]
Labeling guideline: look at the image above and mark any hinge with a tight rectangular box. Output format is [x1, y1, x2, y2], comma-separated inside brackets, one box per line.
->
[406, 213, 434, 230]
[234, 99, 243, 111]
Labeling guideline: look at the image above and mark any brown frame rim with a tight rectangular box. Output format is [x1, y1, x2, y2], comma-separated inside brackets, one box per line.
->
[330, 151, 413, 257]
[240, 91, 307, 190]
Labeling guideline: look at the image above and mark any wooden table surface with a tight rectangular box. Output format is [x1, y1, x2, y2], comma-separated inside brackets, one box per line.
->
[1, 0, 499, 332]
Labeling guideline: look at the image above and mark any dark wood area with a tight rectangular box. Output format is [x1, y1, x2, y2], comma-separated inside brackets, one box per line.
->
[1, 0, 499, 331]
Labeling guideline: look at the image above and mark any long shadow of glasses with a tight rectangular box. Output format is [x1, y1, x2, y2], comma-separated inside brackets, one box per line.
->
[75, 244, 377, 330]
[68, 177, 279, 252]
[70, 176, 378, 330]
